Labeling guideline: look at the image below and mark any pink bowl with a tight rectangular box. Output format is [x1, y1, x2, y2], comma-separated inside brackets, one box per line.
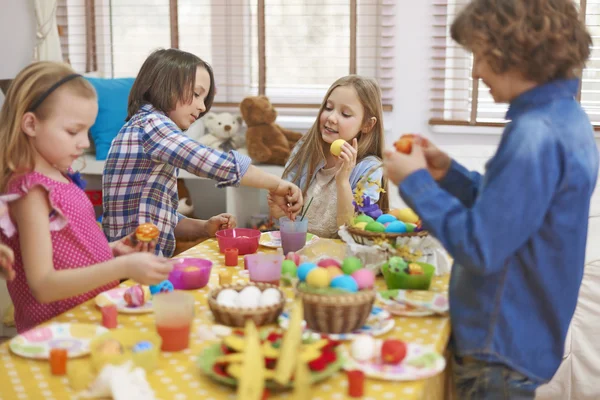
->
[215, 228, 261, 255]
[168, 258, 213, 290]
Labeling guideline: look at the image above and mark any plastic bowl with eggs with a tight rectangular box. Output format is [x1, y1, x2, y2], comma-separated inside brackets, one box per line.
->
[215, 228, 261, 255]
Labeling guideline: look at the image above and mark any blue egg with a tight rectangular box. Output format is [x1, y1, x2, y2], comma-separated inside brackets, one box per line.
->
[376, 214, 397, 224]
[330, 275, 359, 293]
[132, 340, 153, 353]
[150, 280, 174, 295]
[385, 220, 407, 233]
[297, 263, 318, 282]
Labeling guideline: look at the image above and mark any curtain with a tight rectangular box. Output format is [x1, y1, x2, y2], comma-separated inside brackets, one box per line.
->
[33, 0, 63, 62]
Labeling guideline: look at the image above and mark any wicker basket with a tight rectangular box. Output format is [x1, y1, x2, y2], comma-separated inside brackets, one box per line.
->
[296, 287, 376, 334]
[346, 225, 429, 246]
[208, 282, 285, 327]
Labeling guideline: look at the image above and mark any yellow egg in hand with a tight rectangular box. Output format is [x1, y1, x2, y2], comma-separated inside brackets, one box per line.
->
[330, 139, 346, 157]
[306, 268, 331, 289]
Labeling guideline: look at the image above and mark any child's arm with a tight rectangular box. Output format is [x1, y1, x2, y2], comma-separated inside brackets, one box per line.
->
[11, 187, 173, 303]
[0, 243, 15, 281]
[335, 139, 360, 226]
[174, 213, 236, 240]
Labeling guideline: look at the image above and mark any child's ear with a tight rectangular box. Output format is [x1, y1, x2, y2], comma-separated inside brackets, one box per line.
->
[21, 112, 37, 138]
[362, 117, 377, 133]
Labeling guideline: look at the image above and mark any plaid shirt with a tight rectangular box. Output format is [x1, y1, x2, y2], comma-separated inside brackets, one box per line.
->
[102, 104, 251, 257]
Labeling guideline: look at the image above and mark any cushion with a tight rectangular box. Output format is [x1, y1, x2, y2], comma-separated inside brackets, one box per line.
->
[86, 77, 135, 160]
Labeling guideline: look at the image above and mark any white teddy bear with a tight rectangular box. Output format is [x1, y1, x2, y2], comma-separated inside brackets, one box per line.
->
[196, 112, 247, 155]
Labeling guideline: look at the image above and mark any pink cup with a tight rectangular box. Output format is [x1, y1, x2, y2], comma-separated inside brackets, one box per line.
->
[245, 253, 283, 286]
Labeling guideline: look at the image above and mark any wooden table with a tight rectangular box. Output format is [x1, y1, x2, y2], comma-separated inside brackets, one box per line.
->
[0, 238, 452, 400]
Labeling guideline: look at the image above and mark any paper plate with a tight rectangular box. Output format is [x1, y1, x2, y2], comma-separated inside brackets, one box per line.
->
[278, 306, 394, 341]
[378, 289, 449, 315]
[9, 323, 108, 359]
[342, 343, 446, 381]
[197, 343, 343, 389]
[259, 231, 319, 249]
[95, 287, 154, 314]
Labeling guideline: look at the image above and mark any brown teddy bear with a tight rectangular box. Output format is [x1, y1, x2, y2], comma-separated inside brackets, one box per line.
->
[240, 95, 303, 166]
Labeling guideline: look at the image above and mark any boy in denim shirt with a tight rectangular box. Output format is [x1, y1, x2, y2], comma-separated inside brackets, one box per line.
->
[384, 0, 599, 398]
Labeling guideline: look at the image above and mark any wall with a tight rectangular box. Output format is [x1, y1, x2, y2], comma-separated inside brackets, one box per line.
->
[0, 0, 35, 80]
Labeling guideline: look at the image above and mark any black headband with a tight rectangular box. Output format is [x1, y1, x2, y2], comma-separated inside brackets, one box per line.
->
[28, 74, 82, 112]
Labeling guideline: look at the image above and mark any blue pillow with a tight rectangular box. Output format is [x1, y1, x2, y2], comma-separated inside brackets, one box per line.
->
[86, 77, 135, 160]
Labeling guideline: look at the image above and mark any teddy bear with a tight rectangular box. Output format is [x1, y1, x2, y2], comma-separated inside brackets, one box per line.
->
[196, 112, 247, 155]
[240, 95, 303, 166]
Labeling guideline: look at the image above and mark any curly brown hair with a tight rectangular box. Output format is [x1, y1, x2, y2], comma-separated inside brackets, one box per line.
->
[451, 0, 591, 83]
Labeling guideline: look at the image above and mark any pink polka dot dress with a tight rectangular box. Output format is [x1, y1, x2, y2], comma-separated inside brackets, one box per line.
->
[0, 172, 118, 333]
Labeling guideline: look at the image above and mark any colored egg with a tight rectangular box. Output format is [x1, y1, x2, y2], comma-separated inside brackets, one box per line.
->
[326, 266, 344, 280]
[405, 223, 416, 232]
[306, 268, 331, 289]
[342, 256, 363, 275]
[330, 275, 359, 293]
[132, 341, 153, 353]
[365, 221, 386, 233]
[330, 139, 346, 156]
[297, 262, 318, 282]
[353, 222, 368, 230]
[281, 260, 298, 284]
[285, 251, 302, 266]
[376, 214, 397, 224]
[351, 268, 376, 290]
[354, 214, 375, 224]
[387, 256, 408, 274]
[317, 258, 342, 268]
[393, 208, 420, 224]
[385, 220, 407, 233]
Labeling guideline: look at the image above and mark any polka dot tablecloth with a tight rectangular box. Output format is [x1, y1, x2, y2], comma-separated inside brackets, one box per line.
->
[0, 239, 452, 400]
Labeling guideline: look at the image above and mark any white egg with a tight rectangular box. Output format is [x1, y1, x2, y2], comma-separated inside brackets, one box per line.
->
[236, 286, 262, 308]
[351, 334, 377, 362]
[259, 288, 282, 307]
[216, 289, 238, 308]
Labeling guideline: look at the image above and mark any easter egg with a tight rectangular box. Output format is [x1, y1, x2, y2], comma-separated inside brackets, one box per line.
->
[330, 139, 346, 156]
[281, 260, 298, 284]
[306, 268, 331, 289]
[260, 288, 282, 307]
[376, 214, 397, 224]
[381, 339, 407, 364]
[326, 266, 344, 280]
[394, 137, 413, 154]
[285, 252, 302, 266]
[394, 208, 420, 224]
[385, 220, 407, 234]
[317, 258, 341, 268]
[237, 286, 261, 308]
[351, 335, 378, 362]
[405, 223, 416, 232]
[353, 222, 368, 230]
[342, 256, 363, 275]
[354, 214, 375, 225]
[351, 268, 376, 290]
[365, 221, 385, 233]
[297, 262, 318, 282]
[387, 257, 408, 274]
[216, 288, 238, 307]
[330, 275, 359, 293]
[132, 341, 153, 353]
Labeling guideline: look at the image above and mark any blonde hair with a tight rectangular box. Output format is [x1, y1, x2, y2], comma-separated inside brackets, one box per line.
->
[283, 75, 389, 211]
[0, 61, 96, 191]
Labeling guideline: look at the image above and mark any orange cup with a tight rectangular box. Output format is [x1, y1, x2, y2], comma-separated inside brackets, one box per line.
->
[224, 248, 239, 266]
[50, 348, 67, 375]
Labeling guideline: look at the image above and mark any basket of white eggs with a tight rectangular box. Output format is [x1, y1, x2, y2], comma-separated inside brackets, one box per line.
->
[208, 282, 285, 327]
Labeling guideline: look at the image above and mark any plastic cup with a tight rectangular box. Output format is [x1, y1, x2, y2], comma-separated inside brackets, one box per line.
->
[245, 253, 283, 286]
[224, 248, 239, 266]
[153, 291, 194, 352]
[279, 217, 308, 255]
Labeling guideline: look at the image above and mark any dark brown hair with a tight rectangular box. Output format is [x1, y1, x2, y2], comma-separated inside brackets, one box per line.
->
[451, 0, 591, 83]
[127, 48, 215, 120]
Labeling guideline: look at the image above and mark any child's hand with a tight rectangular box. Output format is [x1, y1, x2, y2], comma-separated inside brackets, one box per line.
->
[111, 234, 156, 256]
[270, 181, 304, 217]
[383, 141, 428, 185]
[206, 213, 236, 236]
[124, 253, 174, 285]
[335, 138, 358, 182]
[419, 137, 452, 181]
[0, 244, 15, 281]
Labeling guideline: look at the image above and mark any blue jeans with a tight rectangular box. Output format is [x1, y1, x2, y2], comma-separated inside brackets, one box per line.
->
[453, 355, 539, 400]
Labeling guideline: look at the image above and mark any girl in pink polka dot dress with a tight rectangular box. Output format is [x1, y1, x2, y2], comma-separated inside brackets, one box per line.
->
[0, 62, 175, 333]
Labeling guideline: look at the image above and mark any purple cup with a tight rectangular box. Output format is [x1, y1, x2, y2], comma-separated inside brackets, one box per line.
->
[168, 258, 213, 290]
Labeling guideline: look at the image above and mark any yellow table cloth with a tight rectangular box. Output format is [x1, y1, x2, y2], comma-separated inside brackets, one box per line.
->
[0, 239, 451, 400]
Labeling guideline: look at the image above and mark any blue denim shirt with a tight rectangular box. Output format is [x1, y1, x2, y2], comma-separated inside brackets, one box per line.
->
[399, 79, 599, 382]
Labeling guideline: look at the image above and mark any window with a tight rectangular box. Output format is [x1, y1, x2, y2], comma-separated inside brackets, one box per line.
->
[431, 0, 600, 129]
[61, 0, 395, 110]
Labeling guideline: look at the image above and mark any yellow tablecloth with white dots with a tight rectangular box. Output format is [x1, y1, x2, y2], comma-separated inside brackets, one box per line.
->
[0, 239, 452, 400]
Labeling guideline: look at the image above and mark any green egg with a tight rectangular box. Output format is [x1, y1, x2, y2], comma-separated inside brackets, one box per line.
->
[405, 223, 416, 232]
[281, 260, 297, 285]
[341, 256, 363, 275]
[365, 221, 386, 233]
[354, 214, 375, 225]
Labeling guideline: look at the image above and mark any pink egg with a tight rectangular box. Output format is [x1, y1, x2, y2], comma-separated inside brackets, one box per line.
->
[317, 258, 342, 268]
[351, 268, 376, 290]
[285, 252, 302, 266]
